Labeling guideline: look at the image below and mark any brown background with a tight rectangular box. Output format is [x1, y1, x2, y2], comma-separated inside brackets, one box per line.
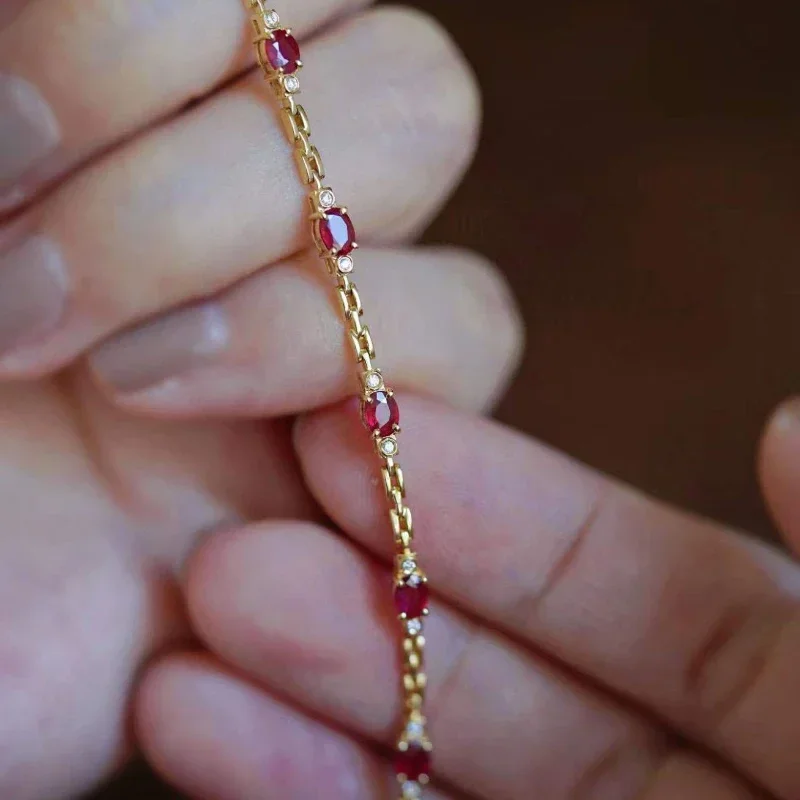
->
[91, 0, 800, 796]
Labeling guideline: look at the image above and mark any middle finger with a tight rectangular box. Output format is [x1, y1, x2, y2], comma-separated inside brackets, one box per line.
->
[0, 7, 479, 377]
[88, 247, 522, 417]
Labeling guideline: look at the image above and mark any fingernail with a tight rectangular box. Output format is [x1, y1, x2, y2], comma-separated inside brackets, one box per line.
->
[0, 74, 60, 191]
[0, 236, 68, 354]
[91, 304, 230, 393]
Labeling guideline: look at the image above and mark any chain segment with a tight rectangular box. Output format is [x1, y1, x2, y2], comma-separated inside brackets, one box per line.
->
[245, 3, 432, 797]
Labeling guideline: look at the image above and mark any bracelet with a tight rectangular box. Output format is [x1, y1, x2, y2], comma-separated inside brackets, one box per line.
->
[244, 3, 433, 798]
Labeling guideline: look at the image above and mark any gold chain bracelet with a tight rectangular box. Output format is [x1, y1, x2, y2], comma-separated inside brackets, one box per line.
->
[244, 3, 433, 797]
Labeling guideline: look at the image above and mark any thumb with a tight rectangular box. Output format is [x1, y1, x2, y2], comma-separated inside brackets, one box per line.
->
[759, 397, 800, 556]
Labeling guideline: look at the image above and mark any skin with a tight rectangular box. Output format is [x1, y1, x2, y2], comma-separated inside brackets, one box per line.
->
[131, 398, 800, 800]
[0, 1, 799, 799]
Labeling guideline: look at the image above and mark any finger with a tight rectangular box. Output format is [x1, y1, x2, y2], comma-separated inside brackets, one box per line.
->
[0, 8, 479, 376]
[183, 521, 762, 800]
[137, 652, 455, 800]
[294, 397, 800, 799]
[0, 0, 369, 209]
[0, 1, 26, 29]
[0, 372, 315, 798]
[641, 754, 759, 800]
[87, 247, 521, 416]
[759, 398, 800, 555]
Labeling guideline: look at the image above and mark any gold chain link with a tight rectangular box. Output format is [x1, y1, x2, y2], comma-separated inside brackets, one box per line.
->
[245, 4, 432, 798]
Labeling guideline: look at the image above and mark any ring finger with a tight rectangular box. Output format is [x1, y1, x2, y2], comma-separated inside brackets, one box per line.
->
[0, 7, 480, 378]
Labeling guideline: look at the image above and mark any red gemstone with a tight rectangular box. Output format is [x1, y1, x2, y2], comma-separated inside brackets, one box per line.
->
[362, 391, 399, 438]
[394, 578, 429, 618]
[317, 208, 356, 255]
[394, 743, 431, 781]
[263, 30, 301, 74]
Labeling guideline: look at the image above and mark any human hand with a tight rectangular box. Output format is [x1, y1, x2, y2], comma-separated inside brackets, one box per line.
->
[135, 397, 800, 799]
[0, 2, 522, 797]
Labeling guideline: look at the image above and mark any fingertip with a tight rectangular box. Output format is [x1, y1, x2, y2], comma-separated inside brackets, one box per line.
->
[134, 651, 244, 799]
[134, 650, 413, 800]
[292, 396, 360, 453]
[183, 520, 365, 677]
[134, 652, 267, 798]
[765, 397, 800, 437]
[759, 397, 800, 553]
[451, 247, 525, 411]
[183, 524, 275, 644]
[759, 396, 800, 490]
[135, 652, 205, 758]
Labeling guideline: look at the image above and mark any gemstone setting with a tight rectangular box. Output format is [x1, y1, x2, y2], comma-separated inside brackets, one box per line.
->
[364, 370, 383, 390]
[362, 390, 399, 438]
[401, 781, 422, 799]
[380, 437, 398, 457]
[394, 743, 431, 782]
[318, 188, 336, 208]
[401, 558, 417, 575]
[264, 29, 301, 73]
[337, 255, 354, 274]
[317, 207, 356, 255]
[394, 577, 429, 619]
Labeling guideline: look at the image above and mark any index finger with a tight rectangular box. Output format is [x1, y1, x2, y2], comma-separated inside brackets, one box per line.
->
[0, 0, 368, 209]
[295, 396, 800, 798]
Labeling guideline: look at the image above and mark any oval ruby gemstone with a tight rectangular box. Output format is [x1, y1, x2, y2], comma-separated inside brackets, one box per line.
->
[394, 579, 429, 618]
[264, 30, 301, 74]
[318, 208, 356, 255]
[394, 744, 431, 781]
[362, 390, 399, 437]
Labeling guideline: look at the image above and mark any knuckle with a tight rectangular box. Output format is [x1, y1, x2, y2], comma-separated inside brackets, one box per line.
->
[685, 600, 797, 734]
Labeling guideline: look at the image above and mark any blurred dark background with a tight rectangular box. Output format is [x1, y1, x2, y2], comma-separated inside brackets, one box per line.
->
[92, 0, 800, 796]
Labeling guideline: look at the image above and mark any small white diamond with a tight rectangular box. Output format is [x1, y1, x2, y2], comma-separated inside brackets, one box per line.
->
[406, 618, 423, 636]
[337, 255, 354, 274]
[406, 721, 425, 739]
[402, 781, 422, 799]
[406, 573, 421, 587]
[264, 10, 280, 28]
[365, 371, 382, 390]
[401, 558, 416, 575]
[319, 189, 335, 208]
[380, 438, 398, 457]
[283, 75, 300, 93]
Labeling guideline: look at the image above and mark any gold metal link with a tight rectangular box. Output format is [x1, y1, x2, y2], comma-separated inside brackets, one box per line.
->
[402, 635, 427, 707]
[295, 146, 325, 186]
[349, 324, 375, 364]
[338, 282, 363, 321]
[295, 129, 313, 156]
[349, 312, 364, 337]
[383, 461, 406, 499]
[246, 6, 431, 795]
[391, 504, 414, 548]
[284, 103, 310, 138]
